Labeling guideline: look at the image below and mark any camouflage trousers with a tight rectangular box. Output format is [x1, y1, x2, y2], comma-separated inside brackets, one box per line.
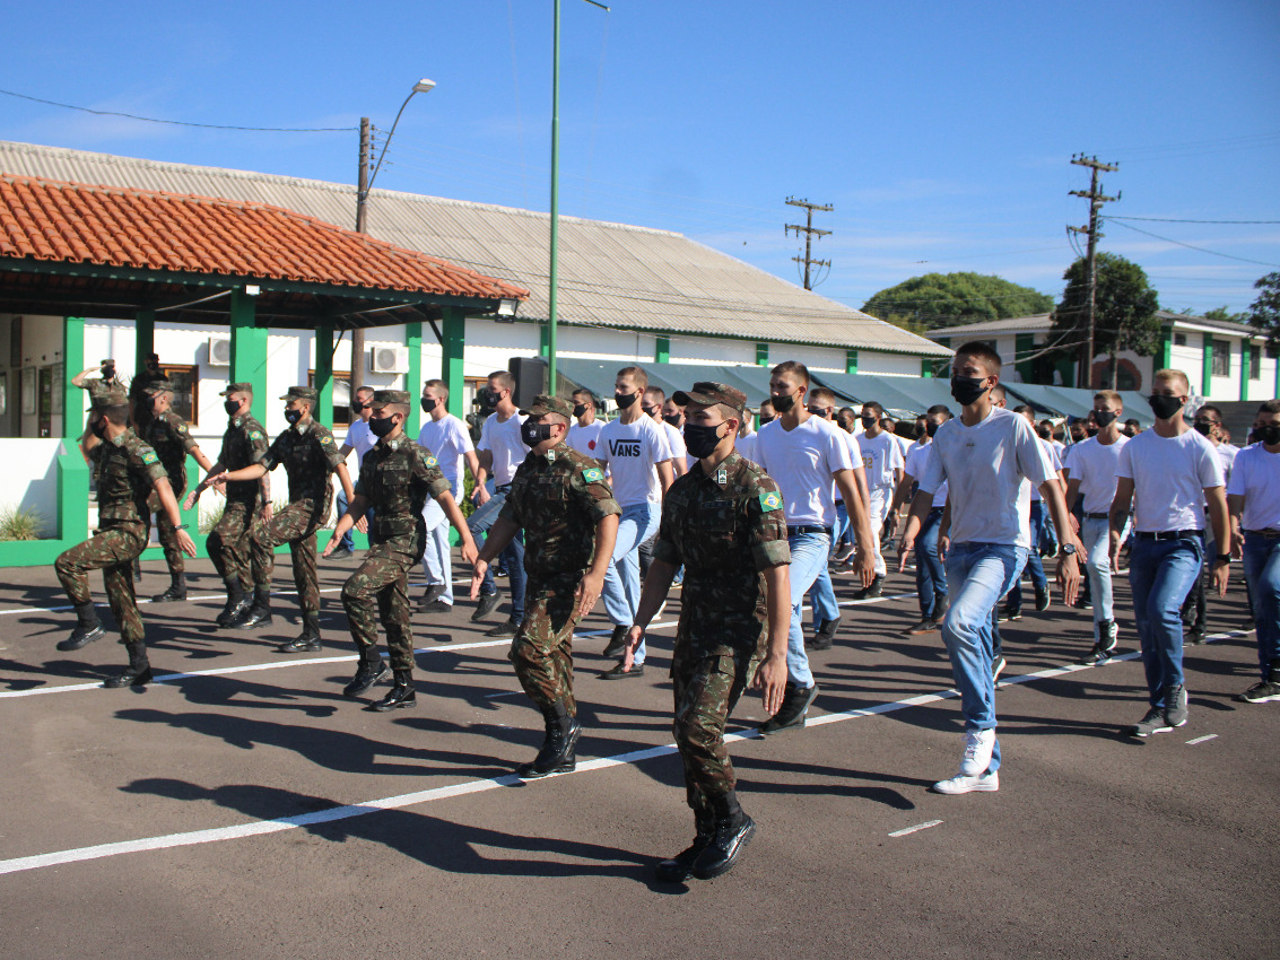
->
[208, 497, 272, 591]
[54, 521, 148, 644]
[510, 573, 584, 714]
[341, 535, 420, 672]
[671, 648, 753, 810]
[260, 498, 324, 618]
[146, 483, 187, 576]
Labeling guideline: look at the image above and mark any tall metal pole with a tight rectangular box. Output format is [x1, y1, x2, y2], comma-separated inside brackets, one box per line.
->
[548, 0, 561, 399]
[351, 116, 372, 391]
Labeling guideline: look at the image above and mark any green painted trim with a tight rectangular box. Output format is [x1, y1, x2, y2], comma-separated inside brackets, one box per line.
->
[62, 316, 86, 442]
[1240, 339, 1251, 402]
[134, 309, 155, 376]
[1015, 332, 1034, 383]
[315, 321, 335, 432]
[845, 348, 858, 375]
[406, 321, 423, 437]
[655, 336, 670, 364]
[442, 307, 466, 420]
[1202, 334, 1214, 397]
[229, 290, 267, 422]
[920, 358, 934, 379]
[539, 321, 550, 360]
[59, 317, 89, 545]
[1157, 324, 1173, 371]
[755, 342, 769, 367]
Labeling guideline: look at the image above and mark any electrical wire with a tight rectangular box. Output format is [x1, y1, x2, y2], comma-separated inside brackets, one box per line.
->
[1109, 216, 1280, 225]
[1104, 219, 1280, 269]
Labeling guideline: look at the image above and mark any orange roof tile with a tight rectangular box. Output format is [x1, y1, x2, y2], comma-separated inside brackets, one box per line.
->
[0, 173, 528, 303]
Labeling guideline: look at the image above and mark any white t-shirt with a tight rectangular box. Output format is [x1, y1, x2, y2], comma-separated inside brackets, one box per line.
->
[1227, 443, 1280, 531]
[1063, 434, 1128, 516]
[905, 442, 948, 508]
[920, 406, 1057, 549]
[737, 432, 757, 465]
[890, 432, 913, 461]
[477, 411, 529, 487]
[1030, 437, 1063, 502]
[1216, 442, 1239, 484]
[753, 415, 854, 528]
[596, 415, 673, 506]
[859, 431, 905, 501]
[1116, 428, 1224, 532]
[660, 420, 689, 470]
[417, 413, 474, 495]
[567, 420, 604, 459]
[341, 417, 377, 480]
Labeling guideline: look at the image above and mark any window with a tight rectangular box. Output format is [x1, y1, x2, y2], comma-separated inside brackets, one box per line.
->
[307, 369, 352, 426]
[1250, 346, 1261, 380]
[1211, 340, 1230, 377]
[1173, 332, 1187, 346]
[160, 364, 198, 424]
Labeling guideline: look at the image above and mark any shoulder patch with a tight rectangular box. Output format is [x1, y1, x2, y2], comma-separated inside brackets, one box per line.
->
[250, 431, 265, 441]
[759, 490, 783, 512]
[425, 454, 438, 468]
[141, 450, 159, 465]
[582, 467, 605, 483]
[320, 435, 334, 445]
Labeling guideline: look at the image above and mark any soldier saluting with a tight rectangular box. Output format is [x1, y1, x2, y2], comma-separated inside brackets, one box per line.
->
[207, 387, 355, 652]
[54, 384, 196, 687]
[322, 390, 477, 710]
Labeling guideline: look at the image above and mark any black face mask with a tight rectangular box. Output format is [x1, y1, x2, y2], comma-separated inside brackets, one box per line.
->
[350, 400, 366, 414]
[660, 413, 681, 428]
[1148, 394, 1184, 421]
[771, 392, 797, 414]
[758, 415, 775, 426]
[860, 415, 878, 428]
[1037, 425, 1052, 440]
[90, 418, 109, 439]
[683, 422, 725, 459]
[1092, 409, 1118, 428]
[521, 420, 555, 448]
[925, 420, 941, 438]
[1193, 419, 1214, 436]
[614, 392, 639, 410]
[285, 409, 302, 425]
[421, 397, 438, 414]
[950, 376, 989, 407]
[369, 414, 397, 438]
[1258, 424, 1280, 446]
[572, 404, 588, 418]
[224, 399, 241, 416]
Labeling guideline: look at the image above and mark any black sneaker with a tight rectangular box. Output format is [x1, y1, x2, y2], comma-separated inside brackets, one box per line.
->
[992, 655, 1007, 681]
[602, 625, 630, 658]
[1236, 680, 1280, 704]
[1081, 642, 1113, 665]
[1034, 588, 1050, 612]
[327, 546, 354, 560]
[1163, 684, 1188, 729]
[1100, 619, 1119, 653]
[419, 584, 445, 608]
[758, 682, 819, 735]
[1187, 627, 1206, 645]
[420, 600, 452, 614]
[853, 575, 884, 600]
[484, 617, 519, 638]
[903, 618, 939, 636]
[1130, 706, 1173, 738]
[471, 591, 501, 622]
[599, 661, 644, 680]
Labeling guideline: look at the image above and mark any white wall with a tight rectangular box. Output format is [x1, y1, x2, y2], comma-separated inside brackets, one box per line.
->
[859, 351, 921, 377]
[0, 438, 62, 536]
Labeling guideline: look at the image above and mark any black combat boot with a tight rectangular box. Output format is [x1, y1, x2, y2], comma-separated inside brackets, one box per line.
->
[369, 669, 417, 711]
[232, 587, 273, 628]
[807, 616, 841, 651]
[104, 641, 154, 688]
[691, 791, 756, 880]
[342, 653, 389, 699]
[655, 805, 717, 883]
[602, 624, 629, 658]
[516, 701, 581, 779]
[758, 681, 820, 735]
[278, 614, 322, 653]
[57, 603, 106, 652]
[216, 579, 251, 627]
[151, 574, 187, 603]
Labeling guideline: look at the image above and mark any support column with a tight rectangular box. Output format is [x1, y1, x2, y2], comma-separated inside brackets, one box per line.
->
[406, 321, 423, 437]
[1240, 339, 1251, 402]
[315, 321, 335, 425]
[920, 358, 934, 379]
[655, 336, 670, 364]
[58, 316, 89, 544]
[134, 309, 155, 377]
[442, 307, 467, 420]
[229, 289, 267, 422]
[1201, 334, 1214, 399]
[845, 349, 858, 375]
[755, 342, 769, 367]
[539, 321, 550, 360]
[1157, 324, 1173, 371]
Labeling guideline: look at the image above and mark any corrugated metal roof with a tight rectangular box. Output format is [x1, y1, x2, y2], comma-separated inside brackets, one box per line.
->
[932, 310, 1260, 340]
[0, 140, 950, 358]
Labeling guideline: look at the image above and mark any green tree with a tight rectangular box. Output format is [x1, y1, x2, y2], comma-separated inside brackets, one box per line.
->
[1050, 252, 1160, 389]
[1202, 306, 1246, 323]
[1246, 272, 1280, 350]
[861, 272, 1055, 330]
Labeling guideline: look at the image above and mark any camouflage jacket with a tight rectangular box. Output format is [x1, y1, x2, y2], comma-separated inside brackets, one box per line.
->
[355, 433, 451, 546]
[138, 409, 199, 491]
[499, 442, 622, 579]
[262, 420, 344, 510]
[92, 429, 168, 526]
[653, 451, 791, 658]
[218, 414, 269, 502]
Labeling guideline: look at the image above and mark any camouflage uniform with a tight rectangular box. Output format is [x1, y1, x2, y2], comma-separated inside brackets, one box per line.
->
[139, 408, 199, 576]
[55, 426, 167, 647]
[259, 414, 345, 621]
[654, 449, 789, 809]
[498, 440, 621, 713]
[208, 409, 271, 591]
[342, 432, 450, 670]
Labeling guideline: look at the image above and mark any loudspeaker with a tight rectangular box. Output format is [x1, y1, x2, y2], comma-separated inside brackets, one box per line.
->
[508, 356, 547, 410]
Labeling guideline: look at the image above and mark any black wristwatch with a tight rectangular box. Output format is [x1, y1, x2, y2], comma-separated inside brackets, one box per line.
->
[1214, 553, 1231, 565]
[1059, 543, 1077, 557]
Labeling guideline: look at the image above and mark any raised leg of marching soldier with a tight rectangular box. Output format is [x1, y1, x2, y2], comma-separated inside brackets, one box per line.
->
[54, 525, 153, 686]
[509, 574, 583, 778]
[340, 543, 419, 707]
[209, 499, 255, 626]
[270, 501, 324, 652]
[148, 488, 188, 602]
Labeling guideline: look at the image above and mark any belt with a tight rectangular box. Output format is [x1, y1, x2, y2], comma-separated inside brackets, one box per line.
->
[1244, 529, 1280, 540]
[1084, 512, 1109, 520]
[787, 525, 832, 537]
[494, 483, 512, 494]
[1134, 529, 1203, 541]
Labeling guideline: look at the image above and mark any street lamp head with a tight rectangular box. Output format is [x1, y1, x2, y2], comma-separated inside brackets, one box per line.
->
[413, 79, 436, 94]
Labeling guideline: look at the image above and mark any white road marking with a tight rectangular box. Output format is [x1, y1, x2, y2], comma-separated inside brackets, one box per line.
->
[888, 819, 944, 838]
[1185, 734, 1218, 745]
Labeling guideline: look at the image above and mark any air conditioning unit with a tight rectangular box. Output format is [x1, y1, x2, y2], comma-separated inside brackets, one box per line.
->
[208, 336, 231, 366]
[371, 345, 409, 374]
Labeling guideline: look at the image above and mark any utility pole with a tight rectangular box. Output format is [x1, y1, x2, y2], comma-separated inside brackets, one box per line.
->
[1067, 155, 1119, 388]
[785, 197, 832, 290]
[350, 117, 373, 391]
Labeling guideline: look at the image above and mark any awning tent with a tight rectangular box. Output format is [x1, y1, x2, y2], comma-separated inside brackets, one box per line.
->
[811, 372, 957, 420]
[1002, 383, 1155, 428]
[555, 359, 778, 411]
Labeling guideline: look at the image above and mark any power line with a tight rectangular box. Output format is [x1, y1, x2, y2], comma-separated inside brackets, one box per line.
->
[1109, 215, 1280, 225]
[1104, 219, 1280, 268]
[0, 86, 351, 132]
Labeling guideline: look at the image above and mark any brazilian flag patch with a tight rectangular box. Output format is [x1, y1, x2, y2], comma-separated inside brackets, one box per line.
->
[582, 467, 605, 483]
[759, 490, 782, 512]
[425, 455, 438, 468]
[250, 431, 264, 441]
[141, 450, 159, 465]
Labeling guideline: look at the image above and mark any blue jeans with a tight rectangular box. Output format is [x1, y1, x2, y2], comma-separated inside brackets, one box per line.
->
[334, 487, 374, 552]
[915, 507, 948, 621]
[1007, 501, 1049, 612]
[1128, 536, 1203, 707]
[1081, 516, 1115, 636]
[941, 542, 1029, 773]
[469, 486, 526, 621]
[833, 501, 851, 548]
[601, 502, 659, 664]
[808, 564, 840, 626]
[1242, 534, 1280, 680]
[785, 530, 831, 688]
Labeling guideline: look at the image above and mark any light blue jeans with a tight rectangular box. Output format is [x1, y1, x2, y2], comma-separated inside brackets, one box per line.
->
[1240, 534, 1280, 680]
[808, 564, 840, 626]
[602, 501, 659, 664]
[941, 542, 1029, 774]
[1081, 516, 1114, 637]
[786, 530, 831, 689]
[1128, 536, 1203, 707]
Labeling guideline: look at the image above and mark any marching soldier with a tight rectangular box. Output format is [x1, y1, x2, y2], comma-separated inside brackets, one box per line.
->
[54, 384, 196, 687]
[186, 383, 272, 627]
[469, 395, 621, 779]
[209, 387, 355, 652]
[621, 382, 790, 882]
[321, 390, 477, 710]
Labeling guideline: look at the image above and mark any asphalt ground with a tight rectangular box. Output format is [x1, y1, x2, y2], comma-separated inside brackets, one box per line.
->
[0, 550, 1275, 960]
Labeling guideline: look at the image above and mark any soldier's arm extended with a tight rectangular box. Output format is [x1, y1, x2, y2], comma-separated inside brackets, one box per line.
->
[152, 476, 197, 558]
[834, 467, 875, 589]
[469, 516, 519, 599]
[185, 459, 228, 509]
[752, 563, 792, 715]
[322, 492, 371, 557]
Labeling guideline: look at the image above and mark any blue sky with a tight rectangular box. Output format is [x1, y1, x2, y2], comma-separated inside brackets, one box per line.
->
[4, 0, 1278, 316]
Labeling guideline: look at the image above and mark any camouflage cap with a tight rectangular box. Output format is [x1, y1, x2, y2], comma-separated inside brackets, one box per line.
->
[279, 385, 318, 403]
[143, 378, 176, 395]
[518, 395, 575, 419]
[672, 381, 747, 414]
[368, 389, 411, 410]
[90, 383, 130, 410]
[218, 382, 253, 396]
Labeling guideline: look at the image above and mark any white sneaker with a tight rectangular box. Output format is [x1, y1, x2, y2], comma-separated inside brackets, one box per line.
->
[933, 770, 999, 795]
[959, 728, 996, 776]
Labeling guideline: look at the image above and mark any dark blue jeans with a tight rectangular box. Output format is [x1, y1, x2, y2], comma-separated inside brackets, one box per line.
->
[1242, 534, 1280, 679]
[915, 507, 947, 620]
[1007, 500, 1049, 612]
[468, 485, 525, 621]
